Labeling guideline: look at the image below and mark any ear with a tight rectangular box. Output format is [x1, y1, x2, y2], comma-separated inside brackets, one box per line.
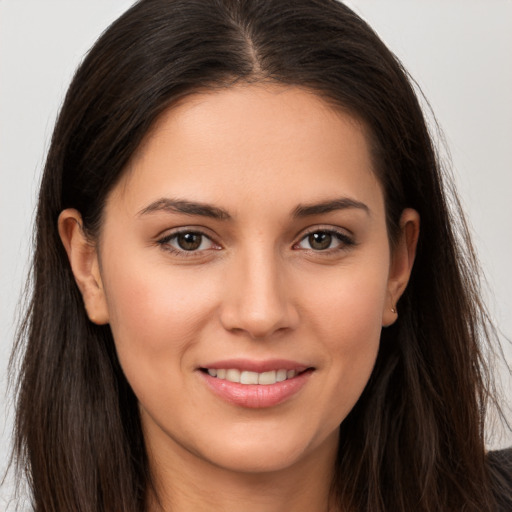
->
[382, 208, 420, 327]
[58, 209, 109, 325]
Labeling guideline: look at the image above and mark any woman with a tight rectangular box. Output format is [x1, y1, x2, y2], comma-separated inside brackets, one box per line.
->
[10, 0, 511, 510]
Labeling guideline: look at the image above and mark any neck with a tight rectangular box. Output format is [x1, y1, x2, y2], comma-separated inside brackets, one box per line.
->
[145, 428, 339, 512]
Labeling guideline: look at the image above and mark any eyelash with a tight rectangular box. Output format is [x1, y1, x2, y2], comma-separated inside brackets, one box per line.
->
[294, 228, 355, 253]
[157, 229, 219, 257]
[156, 227, 355, 257]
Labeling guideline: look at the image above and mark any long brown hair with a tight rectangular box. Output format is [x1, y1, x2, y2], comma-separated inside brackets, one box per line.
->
[10, 0, 511, 510]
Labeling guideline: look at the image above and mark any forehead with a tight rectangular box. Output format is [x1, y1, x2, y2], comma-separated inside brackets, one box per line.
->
[110, 84, 384, 218]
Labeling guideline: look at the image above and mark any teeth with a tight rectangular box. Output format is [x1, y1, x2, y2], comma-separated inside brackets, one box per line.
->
[240, 371, 259, 384]
[206, 368, 301, 385]
[276, 369, 287, 382]
[225, 369, 241, 383]
[258, 370, 276, 385]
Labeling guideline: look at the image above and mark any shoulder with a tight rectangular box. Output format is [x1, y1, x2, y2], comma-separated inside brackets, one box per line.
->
[487, 448, 512, 511]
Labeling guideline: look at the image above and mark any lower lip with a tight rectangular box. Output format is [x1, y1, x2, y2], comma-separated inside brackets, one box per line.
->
[200, 370, 312, 408]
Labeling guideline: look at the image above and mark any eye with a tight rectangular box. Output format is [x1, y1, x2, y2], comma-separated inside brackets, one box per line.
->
[158, 230, 218, 254]
[295, 229, 354, 251]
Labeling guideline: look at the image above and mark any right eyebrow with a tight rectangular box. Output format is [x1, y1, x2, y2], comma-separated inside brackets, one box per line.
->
[137, 198, 231, 220]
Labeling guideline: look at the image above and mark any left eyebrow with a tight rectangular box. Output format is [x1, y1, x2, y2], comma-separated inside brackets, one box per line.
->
[292, 197, 370, 218]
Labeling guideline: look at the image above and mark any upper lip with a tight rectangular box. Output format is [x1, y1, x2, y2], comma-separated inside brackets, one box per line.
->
[199, 359, 312, 373]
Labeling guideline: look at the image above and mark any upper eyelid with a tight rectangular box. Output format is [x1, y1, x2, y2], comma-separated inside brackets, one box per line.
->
[294, 225, 354, 240]
[293, 227, 356, 251]
[155, 225, 354, 248]
[157, 230, 221, 257]
[156, 226, 217, 241]
[157, 229, 220, 251]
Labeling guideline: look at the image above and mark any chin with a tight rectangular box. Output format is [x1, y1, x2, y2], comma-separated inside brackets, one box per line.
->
[187, 424, 340, 475]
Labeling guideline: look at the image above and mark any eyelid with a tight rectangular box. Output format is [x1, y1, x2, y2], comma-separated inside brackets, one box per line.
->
[293, 225, 355, 251]
[155, 225, 355, 256]
[156, 227, 222, 255]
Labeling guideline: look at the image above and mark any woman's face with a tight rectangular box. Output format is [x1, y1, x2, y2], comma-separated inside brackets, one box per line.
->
[63, 84, 417, 475]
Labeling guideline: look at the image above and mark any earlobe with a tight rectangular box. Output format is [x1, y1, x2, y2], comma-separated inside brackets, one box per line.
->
[382, 208, 420, 327]
[58, 209, 109, 325]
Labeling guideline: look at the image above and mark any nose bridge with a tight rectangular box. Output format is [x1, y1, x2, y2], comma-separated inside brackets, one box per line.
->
[220, 241, 297, 338]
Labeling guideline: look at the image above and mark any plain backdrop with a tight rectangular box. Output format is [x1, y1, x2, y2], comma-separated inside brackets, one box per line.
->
[1, 0, 511, 508]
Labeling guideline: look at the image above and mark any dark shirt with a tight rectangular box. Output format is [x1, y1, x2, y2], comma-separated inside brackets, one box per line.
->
[488, 448, 512, 511]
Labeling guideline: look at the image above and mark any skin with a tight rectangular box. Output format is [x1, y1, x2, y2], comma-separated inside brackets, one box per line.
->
[59, 84, 419, 512]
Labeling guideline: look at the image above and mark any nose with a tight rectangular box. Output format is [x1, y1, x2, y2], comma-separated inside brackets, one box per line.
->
[219, 248, 299, 339]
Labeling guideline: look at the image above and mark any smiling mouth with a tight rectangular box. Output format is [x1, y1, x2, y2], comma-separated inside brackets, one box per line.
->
[200, 368, 312, 385]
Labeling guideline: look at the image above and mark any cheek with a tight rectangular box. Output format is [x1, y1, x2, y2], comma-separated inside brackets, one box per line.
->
[299, 258, 389, 416]
[100, 256, 219, 394]
[306, 256, 389, 344]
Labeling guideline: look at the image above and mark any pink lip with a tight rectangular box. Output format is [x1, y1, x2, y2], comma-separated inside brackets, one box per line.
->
[198, 359, 314, 409]
[200, 358, 309, 373]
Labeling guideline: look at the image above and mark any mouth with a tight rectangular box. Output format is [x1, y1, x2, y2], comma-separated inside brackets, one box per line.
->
[200, 367, 311, 385]
[198, 361, 314, 408]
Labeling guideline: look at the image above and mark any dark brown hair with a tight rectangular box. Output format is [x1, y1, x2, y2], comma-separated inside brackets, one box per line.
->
[10, 0, 511, 510]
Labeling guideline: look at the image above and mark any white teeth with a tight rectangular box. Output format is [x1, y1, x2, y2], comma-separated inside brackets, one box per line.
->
[258, 370, 276, 385]
[206, 368, 302, 385]
[225, 369, 241, 383]
[240, 371, 259, 384]
[276, 369, 287, 382]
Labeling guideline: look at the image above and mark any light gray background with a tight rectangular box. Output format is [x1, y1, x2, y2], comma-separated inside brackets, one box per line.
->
[1, 0, 511, 507]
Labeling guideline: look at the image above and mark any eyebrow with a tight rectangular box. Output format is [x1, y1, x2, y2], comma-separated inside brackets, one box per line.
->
[138, 198, 231, 220]
[138, 196, 369, 221]
[292, 197, 370, 218]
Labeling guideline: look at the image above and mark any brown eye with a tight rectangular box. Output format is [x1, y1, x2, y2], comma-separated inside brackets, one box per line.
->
[158, 230, 217, 254]
[177, 232, 203, 251]
[308, 232, 332, 250]
[295, 229, 354, 252]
